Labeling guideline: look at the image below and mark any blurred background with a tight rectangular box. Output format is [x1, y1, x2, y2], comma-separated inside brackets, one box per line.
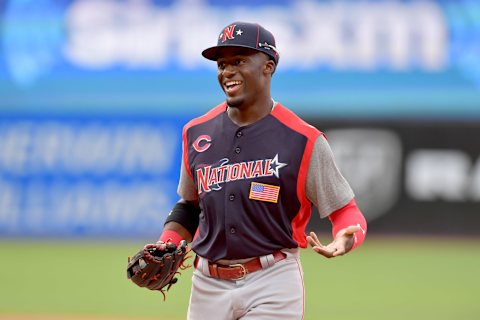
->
[0, 0, 479, 319]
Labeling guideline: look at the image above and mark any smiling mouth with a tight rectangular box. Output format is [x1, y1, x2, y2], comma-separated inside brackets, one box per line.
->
[224, 80, 243, 93]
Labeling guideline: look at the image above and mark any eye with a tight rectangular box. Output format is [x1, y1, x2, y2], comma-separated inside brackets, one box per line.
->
[217, 62, 225, 70]
[235, 58, 244, 65]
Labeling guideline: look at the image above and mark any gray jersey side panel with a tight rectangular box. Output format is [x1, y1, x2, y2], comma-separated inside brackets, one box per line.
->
[306, 135, 354, 218]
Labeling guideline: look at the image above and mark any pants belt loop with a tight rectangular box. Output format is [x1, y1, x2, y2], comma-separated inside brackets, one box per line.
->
[259, 253, 276, 269]
[198, 256, 211, 276]
[210, 263, 219, 278]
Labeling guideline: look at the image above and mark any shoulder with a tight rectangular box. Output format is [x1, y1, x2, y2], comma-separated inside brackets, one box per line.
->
[311, 134, 335, 158]
[270, 102, 324, 141]
[183, 102, 226, 132]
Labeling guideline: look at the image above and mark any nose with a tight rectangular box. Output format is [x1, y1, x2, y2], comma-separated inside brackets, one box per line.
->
[222, 64, 236, 77]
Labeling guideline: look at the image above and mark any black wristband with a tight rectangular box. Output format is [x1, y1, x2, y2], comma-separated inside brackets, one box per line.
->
[164, 201, 200, 237]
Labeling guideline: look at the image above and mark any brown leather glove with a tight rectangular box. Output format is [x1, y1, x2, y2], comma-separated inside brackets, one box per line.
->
[127, 240, 188, 294]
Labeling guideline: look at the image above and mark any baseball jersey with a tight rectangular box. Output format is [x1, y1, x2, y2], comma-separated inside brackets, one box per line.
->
[178, 102, 353, 261]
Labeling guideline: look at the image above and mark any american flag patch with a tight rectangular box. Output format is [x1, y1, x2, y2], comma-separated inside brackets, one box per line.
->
[249, 182, 280, 203]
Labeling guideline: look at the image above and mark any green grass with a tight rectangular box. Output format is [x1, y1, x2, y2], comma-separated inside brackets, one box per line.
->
[0, 236, 479, 320]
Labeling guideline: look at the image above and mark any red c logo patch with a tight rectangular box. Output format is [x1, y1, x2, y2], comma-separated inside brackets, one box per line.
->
[193, 135, 212, 152]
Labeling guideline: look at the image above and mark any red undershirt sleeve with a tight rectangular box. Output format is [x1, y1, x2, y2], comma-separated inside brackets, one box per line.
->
[328, 198, 367, 251]
[159, 229, 184, 245]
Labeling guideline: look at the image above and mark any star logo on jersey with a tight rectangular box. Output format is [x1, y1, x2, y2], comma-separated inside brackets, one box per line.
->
[269, 154, 287, 178]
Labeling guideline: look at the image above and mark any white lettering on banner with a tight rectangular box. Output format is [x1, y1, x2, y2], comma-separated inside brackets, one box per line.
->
[65, 0, 171, 68]
[0, 120, 180, 235]
[0, 123, 31, 175]
[51, 182, 172, 233]
[4, 180, 173, 234]
[0, 181, 20, 232]
[406, 150, 480, 201]
[0, 122, 178, 176]
[64, 0, 447, 71]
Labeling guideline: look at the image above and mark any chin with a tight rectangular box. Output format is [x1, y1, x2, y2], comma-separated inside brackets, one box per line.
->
[226, 96, 244, 108]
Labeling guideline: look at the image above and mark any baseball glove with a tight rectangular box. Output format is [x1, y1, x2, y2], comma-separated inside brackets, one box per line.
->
[127, 240, 190, 297]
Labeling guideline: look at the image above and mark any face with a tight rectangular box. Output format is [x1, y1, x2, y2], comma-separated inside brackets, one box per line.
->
[216, 47, 274, 109]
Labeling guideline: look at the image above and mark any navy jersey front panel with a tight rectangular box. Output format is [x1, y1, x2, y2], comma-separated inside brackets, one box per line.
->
[185, 104, 313, 261]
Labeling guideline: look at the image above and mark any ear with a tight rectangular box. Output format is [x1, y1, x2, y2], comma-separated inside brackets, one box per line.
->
[263, 60, 276, 76]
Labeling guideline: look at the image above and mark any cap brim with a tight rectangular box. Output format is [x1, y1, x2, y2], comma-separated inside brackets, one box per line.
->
[201, 44, 270, 61]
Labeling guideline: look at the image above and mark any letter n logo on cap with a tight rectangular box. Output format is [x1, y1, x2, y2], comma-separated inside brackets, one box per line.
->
[222, 24, 236, 42]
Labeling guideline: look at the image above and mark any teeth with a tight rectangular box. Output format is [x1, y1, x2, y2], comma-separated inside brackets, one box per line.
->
[225, 80, 242, 87]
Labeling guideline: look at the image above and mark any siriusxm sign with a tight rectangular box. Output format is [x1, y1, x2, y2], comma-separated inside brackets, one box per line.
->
[1, 0, 480, 118]
[0, 0, 455, 81]
[64, 0, 447, 71]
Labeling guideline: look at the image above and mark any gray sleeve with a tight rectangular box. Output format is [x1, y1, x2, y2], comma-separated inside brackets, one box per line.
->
[306, 135, 354, 218]
[177, 154, 198, 201]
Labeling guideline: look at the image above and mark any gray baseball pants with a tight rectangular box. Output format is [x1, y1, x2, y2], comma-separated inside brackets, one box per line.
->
[187, 249, 305, 320]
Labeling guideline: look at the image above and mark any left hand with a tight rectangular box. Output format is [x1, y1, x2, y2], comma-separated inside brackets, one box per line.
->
[306, 225, 362, 258]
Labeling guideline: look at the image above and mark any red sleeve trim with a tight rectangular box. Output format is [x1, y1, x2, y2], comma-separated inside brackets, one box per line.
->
[182, 103, 226, 179]
[291, 135, 316, 247]
[271, 104, 322, 248]
[159, 229, 184, 246]
[182, 126, 193, 179]
[328, 199, 367, 251]
[271, 103, 323, 140]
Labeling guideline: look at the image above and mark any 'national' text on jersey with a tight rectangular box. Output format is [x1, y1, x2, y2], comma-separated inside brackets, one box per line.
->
[196, 154, 287, 193]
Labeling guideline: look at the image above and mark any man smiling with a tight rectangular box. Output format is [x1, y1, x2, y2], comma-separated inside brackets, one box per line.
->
[156, 21, 368, 319]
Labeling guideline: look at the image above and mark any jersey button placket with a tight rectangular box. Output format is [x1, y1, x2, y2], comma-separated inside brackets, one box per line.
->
[234, 130, 242, 155]
[226, 130, 242, 253]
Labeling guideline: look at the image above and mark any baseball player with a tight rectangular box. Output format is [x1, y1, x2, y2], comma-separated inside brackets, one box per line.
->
[157, 21, 367, 319]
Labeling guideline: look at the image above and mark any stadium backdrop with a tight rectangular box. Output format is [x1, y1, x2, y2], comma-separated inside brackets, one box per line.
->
[1, 0, 479, 238]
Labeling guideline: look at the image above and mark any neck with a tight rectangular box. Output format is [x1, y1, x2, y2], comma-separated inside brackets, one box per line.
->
[227, 97, 275, 126]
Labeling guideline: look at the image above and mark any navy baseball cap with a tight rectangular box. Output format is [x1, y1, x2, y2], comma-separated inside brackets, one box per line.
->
[202, 22, 280, 65]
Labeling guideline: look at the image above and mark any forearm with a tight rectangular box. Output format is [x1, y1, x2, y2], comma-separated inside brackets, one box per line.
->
[159, 199, 200, 244]
[163, 221, 194, 243]
[328, 198, 367, 251]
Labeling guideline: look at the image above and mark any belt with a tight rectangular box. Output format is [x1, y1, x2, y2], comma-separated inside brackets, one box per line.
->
[194, 251, 286, 281]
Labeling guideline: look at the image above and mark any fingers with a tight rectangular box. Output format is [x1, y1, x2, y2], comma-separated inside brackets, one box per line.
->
[307, 232, 338, 258]
[334, 225, 362, 240]
[154, 241, 167, 250]
[342, 225, 362, 236]
[308, 230, 355, 258]
[307, 231, 321, 247]
[316, 242, 351, 258]
[312, 245, 337, 258]
[306, 236, 316, 248]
